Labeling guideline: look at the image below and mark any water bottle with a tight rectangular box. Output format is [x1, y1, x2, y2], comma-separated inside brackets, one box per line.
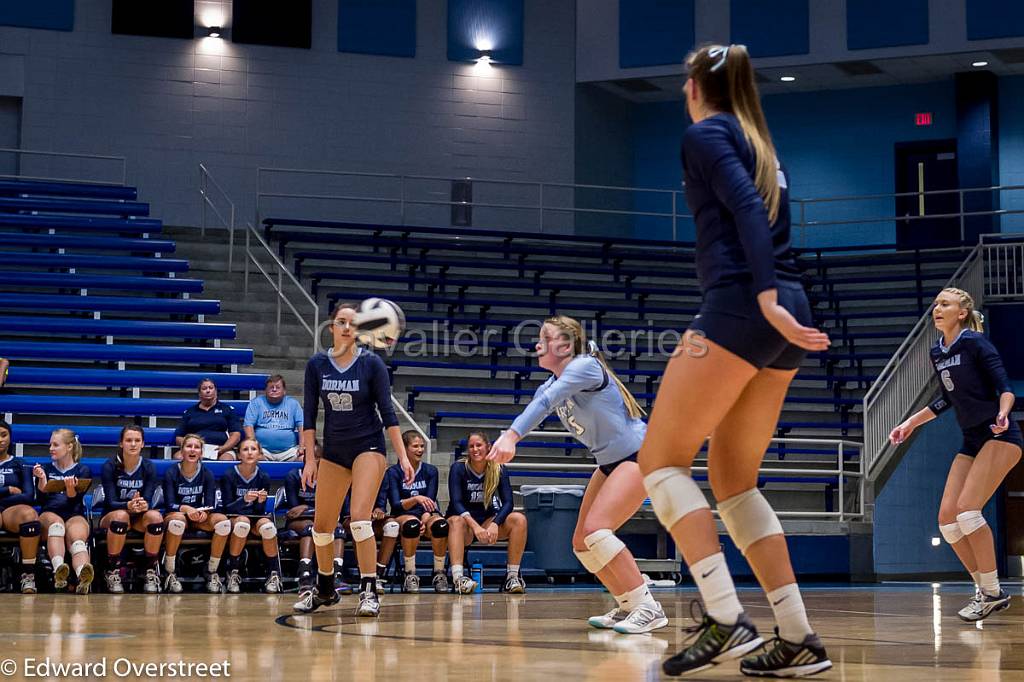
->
[471, 562, 483, 592]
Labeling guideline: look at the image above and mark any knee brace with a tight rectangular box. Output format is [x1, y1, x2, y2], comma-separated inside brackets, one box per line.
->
[146, 523, 164, 536]
[382, 520, 400, 539]
[939, 521, 964, 545]
[429, 518, 449, 538]
[297, 524, 313, 538]
[350, 520, 375, 543]
[70, 540, 88, 556]
[259, 523, 278, 540]
[401, 519, 422, 539]
[717, 488, 783, 555]
[583, 529, 626, 572]
[573, 547, 605, 574]
[232, 521, 251, 538]
[47, 522, 65, 538]
[108, 521, 128, 536]
[312, 530, 334, 547]
[19, 521, 41, 538]
[643, 467, 709, 529]
[166, 519, 187, 536]
[213, 519, 232, 537]
[957, 510, 987, 537]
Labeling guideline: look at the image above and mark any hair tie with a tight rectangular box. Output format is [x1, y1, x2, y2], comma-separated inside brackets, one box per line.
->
[975, 311, 985, 323]
[709, 45, 730, 72]
[587, 340, 599, 356]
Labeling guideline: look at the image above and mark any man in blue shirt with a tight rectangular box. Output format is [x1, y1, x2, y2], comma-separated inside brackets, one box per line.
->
[244, 375, 304, 461]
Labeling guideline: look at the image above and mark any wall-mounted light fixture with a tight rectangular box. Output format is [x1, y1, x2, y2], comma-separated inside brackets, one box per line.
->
[207, 26, 222, 38]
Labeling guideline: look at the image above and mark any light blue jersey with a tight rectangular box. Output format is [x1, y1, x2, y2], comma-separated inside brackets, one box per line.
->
[510, 355, 646, 467]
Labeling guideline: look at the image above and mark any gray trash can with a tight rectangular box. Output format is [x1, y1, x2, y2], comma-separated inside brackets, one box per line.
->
[521, 485, 585, 573]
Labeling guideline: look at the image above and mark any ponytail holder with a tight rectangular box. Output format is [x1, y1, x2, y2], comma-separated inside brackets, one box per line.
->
[709, 45, 730, 72]
[975, 311, 985, 324]
[587, 340, 599, 356]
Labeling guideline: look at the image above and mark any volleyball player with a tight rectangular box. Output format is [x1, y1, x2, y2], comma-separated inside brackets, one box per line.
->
[163, 433, 231, 593]
[284, 451, 350, 595]
[637, 44, 832, 677]
[447, 432, 527, 594]
[220, 438, 282, 593]
[99, 425, 164, 594]
[31, 429, 94, 594]
[0, 420, 41, 593]
[889, 288, 1022, 622]
[386, 430, 449, 594]
[488, 316, 667, 633]
[293, 301, 413, 616]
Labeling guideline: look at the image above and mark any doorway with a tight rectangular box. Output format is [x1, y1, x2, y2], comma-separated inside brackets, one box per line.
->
[894, 139, 960, 249]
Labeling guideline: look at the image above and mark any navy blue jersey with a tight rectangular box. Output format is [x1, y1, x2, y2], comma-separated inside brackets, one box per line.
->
[174, 400, 243, 447]
[37, 461, 92, 518]
[929, 330, 1014, 429]
[446, 461, 513, 525]
[101, 457, 158, 514]
[219, 465, 272, 516]
[162, 463, 217, 512]
[384, 462, 439, 517]
[0, 455, 33, 510]
[303, 349, 399, 446]
[682, 113, 800, 295]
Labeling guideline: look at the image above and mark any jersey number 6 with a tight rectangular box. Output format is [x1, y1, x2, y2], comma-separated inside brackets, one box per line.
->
[940, 369, 955, 392]
[327, 392, 354, 412]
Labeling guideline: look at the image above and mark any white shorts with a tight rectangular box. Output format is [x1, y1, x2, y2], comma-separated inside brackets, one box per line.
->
[261, 446, 299, 462]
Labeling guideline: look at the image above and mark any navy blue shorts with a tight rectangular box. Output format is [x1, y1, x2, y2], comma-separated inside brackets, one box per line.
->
[960, 420, 1024, 458]
[689, 279, 812, 370]
[598, 452, 638, 477]
[322, 433, 386, 469]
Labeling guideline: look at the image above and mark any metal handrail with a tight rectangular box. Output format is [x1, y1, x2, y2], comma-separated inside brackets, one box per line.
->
[0, 147, 127, 185]
[199, 163, 236, 272]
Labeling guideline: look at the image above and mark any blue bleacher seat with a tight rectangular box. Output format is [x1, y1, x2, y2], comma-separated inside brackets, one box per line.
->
[0, 316, 235, 340]
[0, 395, 248, 418]
[20, 457, 301, 479]
[0, 232, 174, 253]
[0, 293, 219, 315]
[0, 179, 137, 201]
[0, 252, 188, 272]
[13, 424, 178, 446]
[0, 271, 201, 293]
[0, 213, 160, 233]
[7, 367, 266, 391]
[0, 195, 148, 216]
[0, 341, 252, 365]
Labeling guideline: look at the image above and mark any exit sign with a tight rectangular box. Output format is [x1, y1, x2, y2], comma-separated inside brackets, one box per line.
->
[915, 112, 933, 126]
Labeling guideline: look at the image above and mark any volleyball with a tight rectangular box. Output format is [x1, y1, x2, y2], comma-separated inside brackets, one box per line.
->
[354, 297, 406, 349]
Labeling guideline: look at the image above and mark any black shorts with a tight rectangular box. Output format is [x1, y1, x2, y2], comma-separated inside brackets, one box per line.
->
[960, 420, 1024, 458]
[322, 433, 387, 469]
[598, 452, 638, 476]
[689, 279, 812, 370]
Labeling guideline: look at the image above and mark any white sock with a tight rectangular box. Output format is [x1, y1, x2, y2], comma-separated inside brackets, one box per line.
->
[164, 555, 176, 574]
[690, 552, 742, 626]
[51, 556, 65, 572]
[506, 563, 520, 577]
[433, 555, 445, 573]
[971, 571, 982, 589]
[452, 564, 464, 580]
[404, 556, 416, 573]
[980, 570, 1000, 597]
[767, 583, 813, 643]
[75, 563, 84, 577]
[621, 582, 655, 611]
[23, 557, 36, 566]
[207, 557, 221, 573]
[333, 557, 344, 570]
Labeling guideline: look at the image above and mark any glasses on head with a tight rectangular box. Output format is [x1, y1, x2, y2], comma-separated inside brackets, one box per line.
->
[709, 46, 729, 72]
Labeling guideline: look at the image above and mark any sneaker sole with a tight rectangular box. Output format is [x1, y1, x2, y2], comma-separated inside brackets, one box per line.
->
[613, 616, 670, 635]
[355, 608, 380, 617]
[665, 636, 765, 677]
[76, 565, 94, 595]
[22, 587, 37, 595]
[588, 619, 619, 630]
[741, 660, 833, 678]
[53, 564, 70, 589]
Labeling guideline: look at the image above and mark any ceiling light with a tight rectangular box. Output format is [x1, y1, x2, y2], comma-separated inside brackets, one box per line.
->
[780, 76, 796, 82]
[972, 60, 988, 67]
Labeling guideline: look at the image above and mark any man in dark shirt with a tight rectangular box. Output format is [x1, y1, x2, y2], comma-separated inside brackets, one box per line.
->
[174, 378, 242, 460]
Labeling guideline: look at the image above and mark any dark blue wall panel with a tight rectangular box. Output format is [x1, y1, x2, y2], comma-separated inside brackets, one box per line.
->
[447, 0, 524, 65]
[956, 71, 1000, 240]
[338, 0, 415, 58]
[730, 0, 808, 58]
[847, 0, 929, 50]
[619, 0, 695, 69]
[967, 0, 1024, 40]
[0, 0, 73, 31]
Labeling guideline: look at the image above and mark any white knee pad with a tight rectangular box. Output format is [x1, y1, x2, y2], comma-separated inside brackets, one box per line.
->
[382, 520, 400, 538]
[48, 522, 66, 538]
[717, 488, 783, 555]
[259, 523, 278, 540]
[70, 540, 88, 556]
[350, 520, 375, 543]
[312, 530, 334, 547]
[957, 510, 987, 537]
[583, 529, 626, 572]
[643, 466, 710, 529]
[213, 519, 232, 537]
[573, 548, 605, 574]
[167, 519, 187, 536]
[232, 521, 251, 538]
[939, 522, 964, 544]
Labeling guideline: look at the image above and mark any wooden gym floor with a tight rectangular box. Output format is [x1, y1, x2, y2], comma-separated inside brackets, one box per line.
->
[4, 583, 1024, 681]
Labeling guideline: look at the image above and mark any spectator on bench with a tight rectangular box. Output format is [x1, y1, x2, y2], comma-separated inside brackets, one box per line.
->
[244, 374, 304, 462]
[31, 429, 94, 594]
[162, 434, 231, 594]
[99, 425, 164, 594]
[0, 420, 41, 593]
[174, 378, 242, 461]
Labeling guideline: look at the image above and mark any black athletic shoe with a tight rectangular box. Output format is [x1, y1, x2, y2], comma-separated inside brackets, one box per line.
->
[292, 586, 341, 614]
[740, 629, 832, 678]
[663, 602, 764, 677]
